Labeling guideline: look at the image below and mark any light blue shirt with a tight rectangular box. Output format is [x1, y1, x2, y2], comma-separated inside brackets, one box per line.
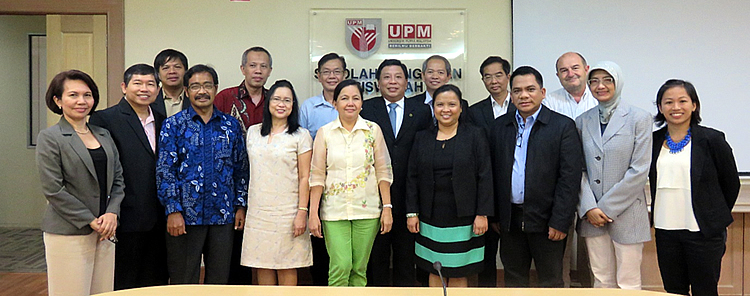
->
[386, 97, 405, 136]
[511, 107, 541, 204]
[300, 93, 338, 139]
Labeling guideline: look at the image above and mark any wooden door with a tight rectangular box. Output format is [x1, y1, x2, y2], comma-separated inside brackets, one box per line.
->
[45, 14, 107, 127]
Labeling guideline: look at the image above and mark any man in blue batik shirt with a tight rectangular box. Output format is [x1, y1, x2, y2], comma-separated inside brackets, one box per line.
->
[157, 64, 249, 284]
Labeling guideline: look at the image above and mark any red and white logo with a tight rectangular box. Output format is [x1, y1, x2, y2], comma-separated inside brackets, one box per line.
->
[345, 18, 382, 59]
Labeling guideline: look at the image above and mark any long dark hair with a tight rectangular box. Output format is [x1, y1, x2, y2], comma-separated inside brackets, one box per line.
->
[654, 79, 702, 127]
[260, 79, 300, 136]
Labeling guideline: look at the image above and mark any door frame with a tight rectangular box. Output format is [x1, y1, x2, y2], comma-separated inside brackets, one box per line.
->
[1, 0, 124, 106]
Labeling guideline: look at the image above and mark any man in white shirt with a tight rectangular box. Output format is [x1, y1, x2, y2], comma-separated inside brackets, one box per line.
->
[409, 55, 470, 124]
[469, 56, 516, 137]
[543, 52, 597, 119]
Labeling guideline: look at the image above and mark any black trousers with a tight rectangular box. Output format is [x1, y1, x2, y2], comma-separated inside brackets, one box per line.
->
[114, 223, 169, 290]
[227, 229, 252, 284]
[310, 235, 330, 286]
[499, 204, 566, 287]
[366, 215, 416, 286]
[655, 229, 726, 296]
[165, 224, 234, 284]
[478, 228, 500, 287]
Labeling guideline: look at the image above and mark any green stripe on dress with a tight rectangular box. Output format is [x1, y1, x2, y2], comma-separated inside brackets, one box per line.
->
[415, 243, 484, 268]
[419, 221, 480, 243]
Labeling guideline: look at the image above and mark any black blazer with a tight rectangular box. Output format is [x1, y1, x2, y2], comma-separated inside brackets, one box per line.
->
[490, 105, 583, 233]
[152, 90, 190, 118]
[468, 96, 516, 137]
[360, 96, 432, 215]
[89, 98, 166, 233]
[406, 124, 494, 219]
[648, 125, 740, 238]
[408, 92, 473, 125]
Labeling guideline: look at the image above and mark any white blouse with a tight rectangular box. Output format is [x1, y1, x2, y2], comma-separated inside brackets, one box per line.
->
[654, 142, 699, 231]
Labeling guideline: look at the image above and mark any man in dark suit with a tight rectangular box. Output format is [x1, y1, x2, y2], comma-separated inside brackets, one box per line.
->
[361, 59, 432, 286]
[410, 55, 470, 124]
[467, 56, 515, 287]
[152, 49, 190, 118]
[470, 56, 516, 137]
[490, 66, 582, 288]
[89, 64, 168, 290]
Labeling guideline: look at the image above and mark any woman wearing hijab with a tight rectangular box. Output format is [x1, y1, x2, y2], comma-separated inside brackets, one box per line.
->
[576, 61, 652, 289]
[649, 79, 739, 296]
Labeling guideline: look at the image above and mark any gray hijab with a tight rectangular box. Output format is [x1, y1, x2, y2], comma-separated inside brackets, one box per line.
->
[587, 61, 623, 124]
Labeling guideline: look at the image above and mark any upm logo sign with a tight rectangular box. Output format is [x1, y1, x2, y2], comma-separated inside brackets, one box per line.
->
[388, 24, 432, 39]
[345, 18, 382, 59]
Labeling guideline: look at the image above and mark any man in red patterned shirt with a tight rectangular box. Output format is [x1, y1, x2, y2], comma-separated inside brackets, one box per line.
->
[214, 46, 273, 133]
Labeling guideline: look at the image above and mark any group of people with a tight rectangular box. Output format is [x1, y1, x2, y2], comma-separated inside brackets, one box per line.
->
[36, 47, 739, 296]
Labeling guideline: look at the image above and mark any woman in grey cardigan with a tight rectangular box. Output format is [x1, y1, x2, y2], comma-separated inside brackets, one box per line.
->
[36, 70, 124, 295]
[575, 61, 652, 289]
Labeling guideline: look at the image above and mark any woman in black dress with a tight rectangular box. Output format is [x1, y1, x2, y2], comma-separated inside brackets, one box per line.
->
[406, 84, 493, 287]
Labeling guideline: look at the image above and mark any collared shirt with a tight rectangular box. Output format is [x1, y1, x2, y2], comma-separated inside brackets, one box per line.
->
[214, 80, 266, 133]
[511, 107, 542, 204]
[300, 93, 338, 139]
[542, 87, 597, 119]
[162, 89, 187, 117]
[385, 97, 405, 136]
[310, 116, 393, 221]
[491, 93, 512, 119]
[156, 106, 249, 225]
[139, 106, 156, 153]
[423, 91, 435, 116]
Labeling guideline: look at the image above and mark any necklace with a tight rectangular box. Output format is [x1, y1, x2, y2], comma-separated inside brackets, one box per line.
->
[75, 126, 90, 134]
[665, 128, 691, 154]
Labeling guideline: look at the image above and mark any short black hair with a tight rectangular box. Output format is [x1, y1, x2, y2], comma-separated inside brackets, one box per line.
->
[124, 63, 158, 86]
[654, 79, 702, 127]
[153, 49, 188, 80]
[45, 70, 100, 115]
[510, 66, 544, 89]
[432, 84, 462, 105]
[242, 46, 273, 67]
[333, 79, 363, 102]
[261, 80, 300, 136]
[376, 59, 407, 80]
[480, 56, 511, 76]
[318, 52, 347, 71]
[183, 64, 219, 87]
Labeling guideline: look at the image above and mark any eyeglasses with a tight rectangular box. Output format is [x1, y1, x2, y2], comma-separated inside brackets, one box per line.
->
[270, 97, 293, 105]
[187, 83, 216, 92]
[320, 69, 344, 77]
[516, 123, 526, 147]
[588, 77, 614, 86]
[483, 73, 506, 82]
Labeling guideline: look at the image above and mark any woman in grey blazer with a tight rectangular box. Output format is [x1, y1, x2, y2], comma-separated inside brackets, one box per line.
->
[36, 70, 124, 295]
[576, 61, 652, 289]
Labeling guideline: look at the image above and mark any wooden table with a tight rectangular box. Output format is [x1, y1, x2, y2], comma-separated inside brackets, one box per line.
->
[98, 285, 673, 296]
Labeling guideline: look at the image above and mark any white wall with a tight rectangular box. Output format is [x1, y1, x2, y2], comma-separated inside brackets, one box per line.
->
[124, 0, 512, 103]
[0, 15, 46, 227]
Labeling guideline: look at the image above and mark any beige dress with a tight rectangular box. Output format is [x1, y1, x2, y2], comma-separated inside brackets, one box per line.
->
[241, 124, 313, 269]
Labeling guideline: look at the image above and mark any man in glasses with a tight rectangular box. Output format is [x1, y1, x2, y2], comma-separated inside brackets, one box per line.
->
[490, 66, 582, 288]
[543, 52, 597, 119]
[215, 46, 273, 133]
[298, 52, 347, 286]
[157, 65, 249, 285]
[465, 56, 516, 287]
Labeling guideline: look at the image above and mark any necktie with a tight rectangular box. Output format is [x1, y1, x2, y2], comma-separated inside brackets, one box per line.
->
[388, 103, 398, 137]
